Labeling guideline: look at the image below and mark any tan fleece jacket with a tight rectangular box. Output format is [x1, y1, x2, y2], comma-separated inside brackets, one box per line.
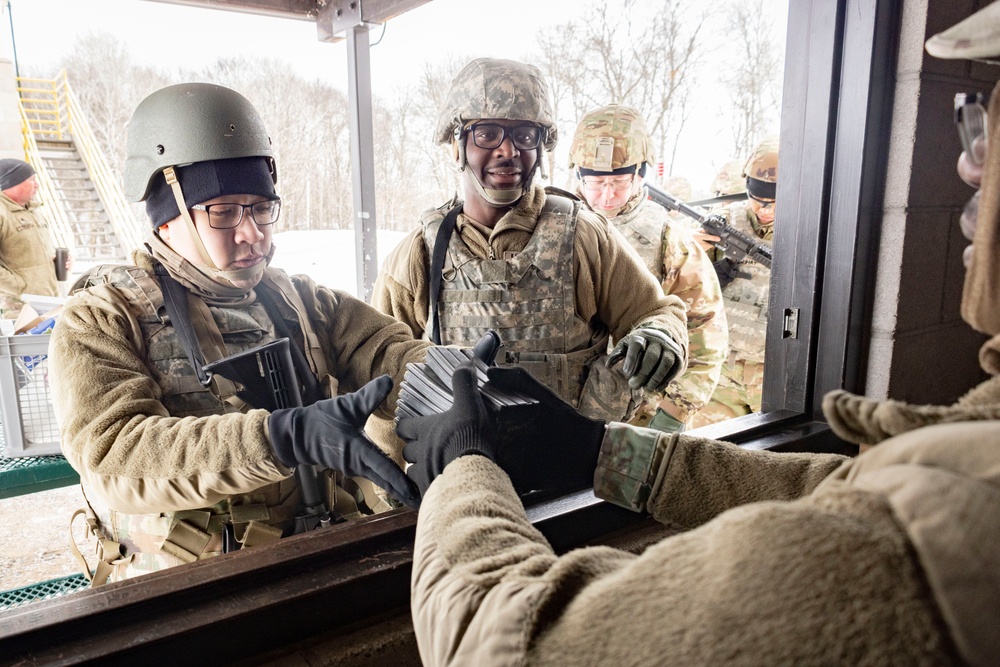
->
[50, 252, 430, 515]
[372, 185, 688, 361]
[0, 194, 56, 300]
[412, 421, 999, 665]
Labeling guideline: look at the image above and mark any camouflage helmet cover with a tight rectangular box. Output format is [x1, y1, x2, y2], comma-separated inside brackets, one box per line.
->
[711, 159, 747, 195]
[568, 104, 655, 171]
[123, 82, 275, 202]
[742, 137, 779, 183]
[434, 58, 557, 150]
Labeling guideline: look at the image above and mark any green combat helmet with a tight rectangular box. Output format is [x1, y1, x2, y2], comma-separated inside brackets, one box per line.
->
[568, 104, 655, 173]
[435, 58, 557, 205]
[123, 82, 276, 203]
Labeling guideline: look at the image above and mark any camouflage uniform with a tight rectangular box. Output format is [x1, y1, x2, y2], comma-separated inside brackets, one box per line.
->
[690, 199, 773, 427]
[584, 190, 727, 427]
[374, 185, 688, 424]
[0, 192, 57, 319]
[568, 104, 725, 428]
[374, 63, 688, 425]
[51, 249, 429, 581]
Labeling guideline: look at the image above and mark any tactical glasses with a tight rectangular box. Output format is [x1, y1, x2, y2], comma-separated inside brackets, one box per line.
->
[190, 198, 282, 230]
[954, 92, 988, 166]
[748, 192, 776, 210]
[581, 175, 635, 192]
[467, 123, 543, 151]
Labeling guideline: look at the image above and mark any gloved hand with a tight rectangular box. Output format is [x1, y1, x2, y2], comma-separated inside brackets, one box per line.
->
[485, 365, 606, 495]
[398, 362, 497, 497]
[268, 375, 420, 509]
[607, 327, 682, 393]
[470, 330, 502, 366]
[648, 407, 686, 433]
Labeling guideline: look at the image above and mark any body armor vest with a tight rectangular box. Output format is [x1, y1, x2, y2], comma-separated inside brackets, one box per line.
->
[72, 264, 368, 583]
[721, 201, 771, 363]
[422, 195, 640, 422]
[609, 197, 666, 281]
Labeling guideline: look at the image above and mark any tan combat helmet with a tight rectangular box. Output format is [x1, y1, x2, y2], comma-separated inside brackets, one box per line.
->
[568, 104, 655, 173]
[711, 159, 747, 196]
[743, 137, 779, 200]
[435, 57, 557, 153]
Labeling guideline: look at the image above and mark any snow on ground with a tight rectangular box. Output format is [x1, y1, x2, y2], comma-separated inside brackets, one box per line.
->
[270, 229, 409, 298]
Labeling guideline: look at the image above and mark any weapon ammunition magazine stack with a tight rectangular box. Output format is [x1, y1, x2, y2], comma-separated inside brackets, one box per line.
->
[396, 346, 539, 425]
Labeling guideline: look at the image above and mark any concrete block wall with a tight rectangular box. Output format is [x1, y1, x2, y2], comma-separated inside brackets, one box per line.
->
[866, 0, 991, 404]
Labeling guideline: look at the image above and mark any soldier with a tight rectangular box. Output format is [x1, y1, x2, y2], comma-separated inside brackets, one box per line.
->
[49, 83, 425, 583]
[689, 137, 778, 428]
[373, 58, 689, 429]
[568, 104, 727, 432]
[400, 9, 1000, 661]
[710, 158, 748, 198]
[0, 159, 65, 319]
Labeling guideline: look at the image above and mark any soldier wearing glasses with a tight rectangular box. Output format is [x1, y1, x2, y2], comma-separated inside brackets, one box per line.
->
[690, 136, 779, 428]
[50, 83, 426, 583]
[568, 104, 727, 434]
[373, 58, 689, 427]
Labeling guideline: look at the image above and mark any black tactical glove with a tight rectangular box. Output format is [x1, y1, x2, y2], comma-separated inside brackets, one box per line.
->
[398, 362, 497, 497]
[607, 327, 683, 393]
[485, 365, 607, 495]
[470, 330, 502, 366]
[268, 375, 420, 509]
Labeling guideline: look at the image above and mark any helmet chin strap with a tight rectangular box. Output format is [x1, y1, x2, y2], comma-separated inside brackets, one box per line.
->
[162, 166, 266, 288]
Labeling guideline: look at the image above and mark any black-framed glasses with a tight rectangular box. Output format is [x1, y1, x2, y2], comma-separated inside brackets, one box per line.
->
[748, 192, 776, 210]
[581, 175, 635, 192]
[954, 92, 989, 166]
[467, 123, 543, 151]
[190, 198, 281, 230]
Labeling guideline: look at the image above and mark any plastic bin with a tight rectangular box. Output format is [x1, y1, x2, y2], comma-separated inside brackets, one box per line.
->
[0, 334, 61, 457]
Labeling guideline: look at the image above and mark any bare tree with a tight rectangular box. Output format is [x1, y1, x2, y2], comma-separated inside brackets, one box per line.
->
[538, 0, 708, 181]
[719, 0, 784, 159]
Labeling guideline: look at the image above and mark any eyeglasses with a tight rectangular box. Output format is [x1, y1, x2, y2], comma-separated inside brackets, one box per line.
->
[467, 123, 543, 151]
[748, 193, 776, 210]
[190, 198, 281, 230]
[954, 92, 989, 166]
[581, 175, 635, 192]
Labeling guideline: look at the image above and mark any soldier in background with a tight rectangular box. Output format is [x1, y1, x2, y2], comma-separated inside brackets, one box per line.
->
[661, 174, 693, 223]
[689, 138, 777, 428]
[568, 104, 727, 432]
[710, 158, 748, 198]
[373, 59, 689, 429]
[0, 159, 63, 319]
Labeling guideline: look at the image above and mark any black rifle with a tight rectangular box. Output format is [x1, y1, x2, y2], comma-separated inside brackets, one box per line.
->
[203, 338, 332, 537]
[645, 183, 772, 269]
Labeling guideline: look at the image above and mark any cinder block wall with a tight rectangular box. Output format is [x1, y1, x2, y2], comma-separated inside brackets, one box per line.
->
[866, 0, 991, 404]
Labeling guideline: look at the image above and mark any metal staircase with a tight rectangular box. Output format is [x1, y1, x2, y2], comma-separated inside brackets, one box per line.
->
[16, 73, 142, 268]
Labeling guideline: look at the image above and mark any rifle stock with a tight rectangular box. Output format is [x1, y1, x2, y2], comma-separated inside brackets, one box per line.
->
[645, 183, 773, 269]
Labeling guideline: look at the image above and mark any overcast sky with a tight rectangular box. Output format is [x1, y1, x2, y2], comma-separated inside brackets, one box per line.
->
[6, 0, 788, 194]
[8, 0, 577, 95]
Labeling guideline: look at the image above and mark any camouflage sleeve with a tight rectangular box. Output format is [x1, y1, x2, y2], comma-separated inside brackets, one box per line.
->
[594, 423, 850, 528]
[654, 224, 728, 422]
[573, 209, 689, 369]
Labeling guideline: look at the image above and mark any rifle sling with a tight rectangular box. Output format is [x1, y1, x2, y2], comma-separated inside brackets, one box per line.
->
[429, 203, 462, 345]
[154, 261, 214, 387]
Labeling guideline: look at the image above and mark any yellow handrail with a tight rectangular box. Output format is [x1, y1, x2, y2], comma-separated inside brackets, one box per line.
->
[16, 71, 141, 258]
[18, 101, 74, 250]
[57, 71, 142, 253]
